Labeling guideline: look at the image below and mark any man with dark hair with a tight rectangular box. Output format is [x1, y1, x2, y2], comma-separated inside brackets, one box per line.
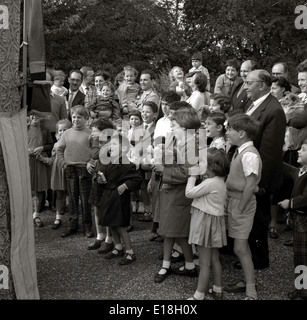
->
[231, 59, 258, 111]
[67, 69, 85, 120]
[134, 69, 161, 117]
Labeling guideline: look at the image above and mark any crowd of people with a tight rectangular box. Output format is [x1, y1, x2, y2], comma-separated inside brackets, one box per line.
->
[26, 52, 307, 300]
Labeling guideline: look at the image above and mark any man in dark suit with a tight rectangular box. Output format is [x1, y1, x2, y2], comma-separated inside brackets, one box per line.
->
[67, 69, 85, 120]
[271, 62, 300, 94]
[245, 70, 287, 269]
[231, 60, 258, 112]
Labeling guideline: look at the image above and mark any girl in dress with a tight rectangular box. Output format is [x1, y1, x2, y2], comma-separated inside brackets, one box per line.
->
[27, 110, 54, 228]
[204, 112, 227, 151]
[186, 148, 230, 300]
[153, 107, 201, 283]
[37, 119, 73, 229]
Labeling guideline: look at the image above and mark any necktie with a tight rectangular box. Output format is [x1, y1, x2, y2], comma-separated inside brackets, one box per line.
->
[245, 102, 254, 114]
[237, 83, 245, 97]
[68, 93, 74, 108]
[233, 148, 239, 159]
[85, 87, 89, 95]
[144, 124, 148, 131]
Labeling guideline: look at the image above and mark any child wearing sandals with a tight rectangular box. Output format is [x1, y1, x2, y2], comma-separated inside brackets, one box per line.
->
[186, 147, 230, 300]
[224, 113, 262, 300]
[96, 133, 142, 265]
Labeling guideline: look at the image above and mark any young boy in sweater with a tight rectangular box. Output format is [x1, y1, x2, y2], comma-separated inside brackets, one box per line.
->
[224, 113, 262, 300]
[56, 105, 95, 238]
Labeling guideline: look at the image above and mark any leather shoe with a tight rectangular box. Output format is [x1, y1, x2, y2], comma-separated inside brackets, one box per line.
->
[51, 219, 62, 230]
[88, 239, 103, 250]
[154, 268, 172, 283]
[269, 227, 279, 239]
[171, 265, 198, 277]
[98, 242, 114, 254]
[224, 281, 246, 293]
[61, 228, 78, 238]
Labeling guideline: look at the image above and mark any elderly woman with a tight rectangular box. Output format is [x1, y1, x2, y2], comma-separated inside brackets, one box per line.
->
[186, 72, 211, 119]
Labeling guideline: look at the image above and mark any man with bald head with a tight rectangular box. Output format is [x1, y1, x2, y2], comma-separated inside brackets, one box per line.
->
[231, 59, 258, 111]
[227, 69, 286, 284]
[245, 70, 286, 269]
[271, 62, 300, 94]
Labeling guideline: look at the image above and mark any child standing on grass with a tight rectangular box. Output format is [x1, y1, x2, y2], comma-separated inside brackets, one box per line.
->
[186, 147, 230, 300]
[223, 113, 262, 300]
[96, 134, 142, 265]
[28, 111, 54, 228]
[278, 137, 307, 301]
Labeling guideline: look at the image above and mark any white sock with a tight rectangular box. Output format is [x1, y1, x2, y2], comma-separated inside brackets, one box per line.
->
[159, 260, 171, 274]
[213, 284, 222, 293]
[115, 244, 123, 251]
[194, 290, 205, 300]
[97, 233, 105, 241]
[55, 214, 63, 221]
[105, 236, 113, 244]
[33, 212, 39, 219]
[185, 261, 195, 270]
[246, 283, 258, 299]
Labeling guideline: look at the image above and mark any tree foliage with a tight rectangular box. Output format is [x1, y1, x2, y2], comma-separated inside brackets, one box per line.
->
[40, 0, 307, 84]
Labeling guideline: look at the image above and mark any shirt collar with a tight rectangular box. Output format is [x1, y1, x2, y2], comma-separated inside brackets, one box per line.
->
[253, 92, 271, 109]
[238, 141, 254, 154]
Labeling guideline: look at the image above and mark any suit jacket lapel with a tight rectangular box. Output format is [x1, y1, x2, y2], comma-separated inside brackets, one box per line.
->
[250, 94, 272, 120]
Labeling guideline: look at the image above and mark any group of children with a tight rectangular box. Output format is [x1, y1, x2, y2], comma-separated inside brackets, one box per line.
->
[27, 53, 307, 300]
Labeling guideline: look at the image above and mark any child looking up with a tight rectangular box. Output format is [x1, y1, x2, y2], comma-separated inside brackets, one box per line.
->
[186, 148, 230, 300]
[204, 112, 227, 151]
[96, 134, 142, 265]
[169, 66, 191, 101]
[214, 59, 241, 97]
[224, 113, 262, 300]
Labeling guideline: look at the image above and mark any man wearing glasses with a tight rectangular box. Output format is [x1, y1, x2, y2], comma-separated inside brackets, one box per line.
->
[245, 70, 286, 270]
[231, 59, 258, 112]
[67, 69, 85, 120]
[271, 62, 300, 94]
[230, 70, 286, 276]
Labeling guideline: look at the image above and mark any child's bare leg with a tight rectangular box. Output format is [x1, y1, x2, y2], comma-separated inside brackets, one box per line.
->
[234, 238, 257, 299]
[196, 246, 212, 296]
